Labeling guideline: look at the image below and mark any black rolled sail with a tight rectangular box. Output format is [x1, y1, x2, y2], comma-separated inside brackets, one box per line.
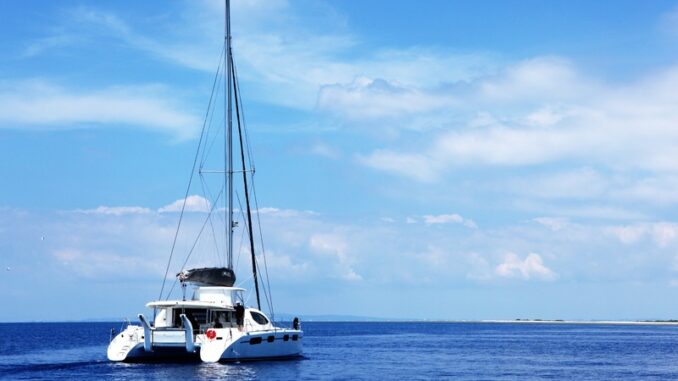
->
[177, 267, 236, 287]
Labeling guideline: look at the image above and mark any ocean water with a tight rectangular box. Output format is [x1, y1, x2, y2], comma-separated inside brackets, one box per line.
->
[1, 321, 678, 380]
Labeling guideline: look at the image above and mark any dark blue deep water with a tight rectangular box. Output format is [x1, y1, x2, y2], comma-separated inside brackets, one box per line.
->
[2, 321, 678, 380]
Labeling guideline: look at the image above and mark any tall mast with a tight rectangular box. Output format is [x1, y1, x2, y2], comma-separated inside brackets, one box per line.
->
[232, 64, 262, 311]
[225, 0, 234, 269]
[226, 1, 262, 310]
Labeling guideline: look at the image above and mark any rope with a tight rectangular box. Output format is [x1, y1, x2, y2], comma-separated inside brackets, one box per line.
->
[158, 46, 224, 301]
[233, 59, 274, 318]
[166, 185, 224, 299]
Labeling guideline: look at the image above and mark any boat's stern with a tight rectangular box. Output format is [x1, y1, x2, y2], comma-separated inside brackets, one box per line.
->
[107, 325, 144, 362]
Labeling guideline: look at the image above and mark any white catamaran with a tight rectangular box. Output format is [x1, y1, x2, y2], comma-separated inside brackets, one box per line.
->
[107, 0, 303, 363]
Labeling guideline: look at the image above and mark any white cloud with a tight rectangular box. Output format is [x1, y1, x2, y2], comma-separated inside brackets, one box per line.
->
[53, 248, 157, 278]
[22, 34, 77, 58]
[38, 3, 496, 112]
[357, 150, 439, 183]
[352, 58, 676, 161]
[495, 253, 557, 281]
[308, 142, 341, 159]
[159, 195, 211, 213]
[466, 252, 493, 281]
[533, 217, 569, 232]
[77, 206, 152, 216]
[352, 59, 678, 215]
[606, 225, 647, 245]
[652, 223, 678, 247]
[614, 176, 678, 205]
[606, 223, 678, 247]
[418, 245, 448, 267]
[256, 207, 316, 217]
[479, 57, 585, 101]
[423, 213, 477, 228]
[309, 233, 362, 281]
[526, 203, 646, 221]
[524, 105, 570, 127]
[318, 77, 457, 119]
[258, 250, 309, 276]
[67, 6, 220, 72]
[0, 80, 200, 139]
[5, 202, 678, 302]
[512, 168, 608, 200]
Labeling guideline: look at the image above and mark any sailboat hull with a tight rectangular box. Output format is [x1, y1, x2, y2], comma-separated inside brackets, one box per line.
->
[108, 325, 200, 362]
[108, 322, 303, 363]
[200, 328, 303, 363]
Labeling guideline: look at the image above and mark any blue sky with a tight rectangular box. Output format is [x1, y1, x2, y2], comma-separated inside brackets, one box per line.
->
[2, 0, 678, 321]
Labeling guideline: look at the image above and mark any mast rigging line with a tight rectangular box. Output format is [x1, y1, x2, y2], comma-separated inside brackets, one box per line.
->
[158, 2, 275, 317]
[200, 51, 224, 170]
[234, 190, 248, 273]
[198, 173, 224, 267]
[233, 58, 275, 319]
[158, 47, 224, 301]
[165, 185, 225, 299]
[232, 60, 256, 172]
[232, 57, 261, 311]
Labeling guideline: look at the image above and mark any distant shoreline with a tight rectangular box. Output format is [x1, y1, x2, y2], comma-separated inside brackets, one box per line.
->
[3, 319, 678, 326]
[478, 319, 678, 326]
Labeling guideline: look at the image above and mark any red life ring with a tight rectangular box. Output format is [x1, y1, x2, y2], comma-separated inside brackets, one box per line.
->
[206, 329, 217, 340]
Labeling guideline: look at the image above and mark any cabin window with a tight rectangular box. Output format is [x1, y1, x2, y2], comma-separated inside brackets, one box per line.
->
[283, 335, 289, 341]
[250, 337, 262, 345]
[250, 311, 269, 325]
[267, 335, 275, 343]
[172, 308, 209, 331]
[292, 334, 298, 341]
[212, 310, 234, 328]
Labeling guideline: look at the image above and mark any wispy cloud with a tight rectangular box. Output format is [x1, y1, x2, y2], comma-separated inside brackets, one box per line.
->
[28, 3, 495, 113]
[76, 206, 152, 216]
[318, 77, 458, 119]
[421, 213, 477, 228]
[359, 59, 678, 175]
[65, 6, 220, 72]
[22, 34, 78, 58]
[307, 142, 341, 159]
[5, 201, 678, 319]
[351, 57, 678, 221]
[309, 233, 362, 281]
[0, 80, 200, 139]
[606, 222, 678, 247]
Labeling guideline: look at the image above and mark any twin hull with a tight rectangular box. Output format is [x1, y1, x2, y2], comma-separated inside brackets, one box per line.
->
[108, 325, 303, 362]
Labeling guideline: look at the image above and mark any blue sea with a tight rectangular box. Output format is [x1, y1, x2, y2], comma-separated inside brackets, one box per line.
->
[2, 321, 678, 380]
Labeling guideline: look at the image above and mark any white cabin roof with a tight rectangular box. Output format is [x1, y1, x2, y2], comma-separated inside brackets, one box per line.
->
[146, 300, 235, 310]
[146, 286, 246, 309]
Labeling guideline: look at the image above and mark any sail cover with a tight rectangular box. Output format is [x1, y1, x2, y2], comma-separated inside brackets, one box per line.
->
[177, 267, 236, 287]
